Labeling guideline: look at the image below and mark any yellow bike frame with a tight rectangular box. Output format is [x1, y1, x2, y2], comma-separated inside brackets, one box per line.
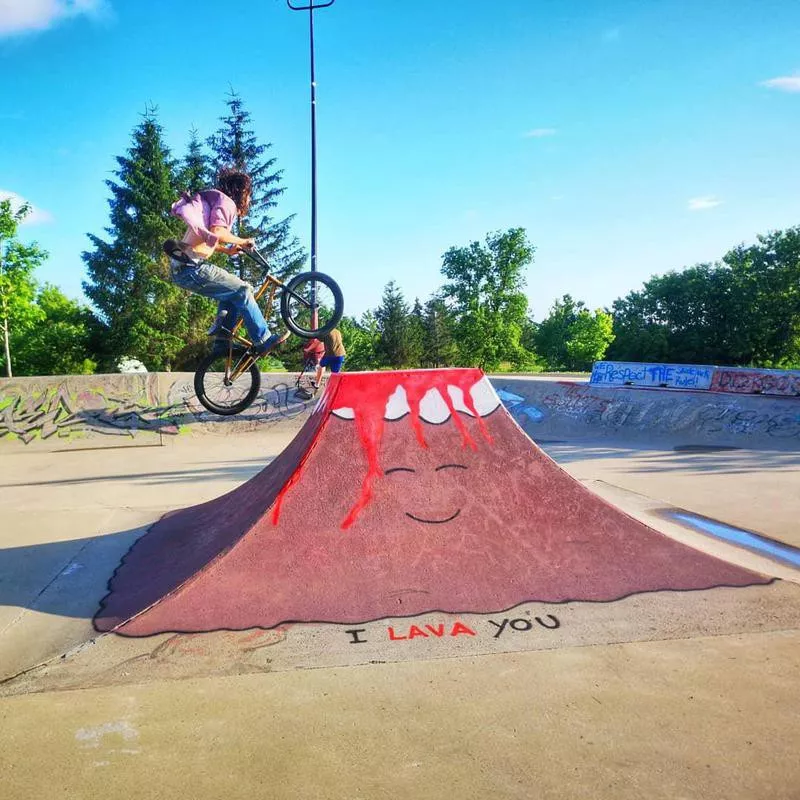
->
[222, 271, 287, 382]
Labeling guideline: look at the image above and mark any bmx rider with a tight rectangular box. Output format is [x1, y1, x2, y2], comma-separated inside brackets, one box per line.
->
[167, 168, 288, 355]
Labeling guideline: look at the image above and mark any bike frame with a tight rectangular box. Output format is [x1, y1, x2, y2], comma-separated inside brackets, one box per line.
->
[218, 247, 316, 382]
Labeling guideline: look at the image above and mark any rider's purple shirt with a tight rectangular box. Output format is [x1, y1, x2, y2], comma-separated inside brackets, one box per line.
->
[171, 189, 237, 250]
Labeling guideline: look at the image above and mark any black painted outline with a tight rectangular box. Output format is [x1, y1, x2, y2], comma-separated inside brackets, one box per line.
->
[404, 510, 462, 525]
[94, 577, 778, 638]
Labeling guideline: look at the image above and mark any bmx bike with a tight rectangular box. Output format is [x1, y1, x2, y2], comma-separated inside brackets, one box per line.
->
[164, 240, 343, 416]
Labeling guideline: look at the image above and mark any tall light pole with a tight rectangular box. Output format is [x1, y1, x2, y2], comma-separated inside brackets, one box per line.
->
[287, 0, 335, 278]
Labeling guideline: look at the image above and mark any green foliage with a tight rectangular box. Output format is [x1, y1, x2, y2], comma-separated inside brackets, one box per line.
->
[721, 228, 800, 366]
[420, 296, 458, 368]
[440, 228, 534, 370]
[12, 285, 98, 376]
[406, 298, 425, 368]
[609, 226, 800, 368]
[178, 127, 211, 195]
[375, 281, 415, 368]
[0, 200, 48, 377]
[82, 109, 215, 371]
[536, 295, 614, 371]
[339, 312, 379, 371]
[207, 91, 305, 283]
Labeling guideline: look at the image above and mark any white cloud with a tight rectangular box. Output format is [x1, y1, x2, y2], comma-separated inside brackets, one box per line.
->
[760, 75, 800, 93]
[524, 128, 558, 138]
[0, 189, 54, 225]
[687, 196, 722, 211]
[0, 0, 105, 37]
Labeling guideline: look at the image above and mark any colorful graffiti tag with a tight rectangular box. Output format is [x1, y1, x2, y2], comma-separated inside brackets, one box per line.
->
[591, 361, 715, 390]
[0, 373, 317, 447]
[0, 375, 173, 445]
[710, 368, 800, 397]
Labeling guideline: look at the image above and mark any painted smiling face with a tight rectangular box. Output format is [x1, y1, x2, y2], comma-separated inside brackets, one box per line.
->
[96, 369, 769, 637]
[385, 462, 467, 525]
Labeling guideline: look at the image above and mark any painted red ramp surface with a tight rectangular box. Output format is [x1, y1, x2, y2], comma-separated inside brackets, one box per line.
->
[94, 369, 770, 636]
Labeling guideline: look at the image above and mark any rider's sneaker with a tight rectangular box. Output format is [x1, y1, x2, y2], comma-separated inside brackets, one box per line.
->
[207, 310, 230, 336]
[208, 324, 233, 338]
[253, 333, 282, 355]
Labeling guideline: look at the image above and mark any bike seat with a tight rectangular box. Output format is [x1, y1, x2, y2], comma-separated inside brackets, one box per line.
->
[163, 239, 200, 266]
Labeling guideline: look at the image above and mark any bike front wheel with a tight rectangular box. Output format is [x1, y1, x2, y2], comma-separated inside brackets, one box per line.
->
[194, 350, 261, 416]
[280, 271, 344, 339]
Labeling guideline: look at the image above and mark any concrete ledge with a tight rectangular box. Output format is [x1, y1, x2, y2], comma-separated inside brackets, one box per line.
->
[3, 372, 800, 453]
[494, 378, 800, 451]
[0, 372, 318, 452]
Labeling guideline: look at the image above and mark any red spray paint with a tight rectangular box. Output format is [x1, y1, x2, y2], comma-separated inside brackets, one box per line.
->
[272, 370, 493, 530]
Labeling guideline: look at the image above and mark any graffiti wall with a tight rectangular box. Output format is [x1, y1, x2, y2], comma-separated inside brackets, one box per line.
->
[4, 370, 799, 452]
[497, 379, 800, 449]
[592, 361, 800, 396]
[0, 372, 319, 450]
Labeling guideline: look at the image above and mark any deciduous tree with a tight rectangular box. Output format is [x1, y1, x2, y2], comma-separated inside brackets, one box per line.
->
[440, 228, 534, 370]
[0, 200, 47, 377]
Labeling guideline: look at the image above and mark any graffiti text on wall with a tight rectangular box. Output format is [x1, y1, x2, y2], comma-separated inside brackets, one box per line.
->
[710, 369, 800, 396]
[0, 378, 175, 445]
[591, 361, 714, 390]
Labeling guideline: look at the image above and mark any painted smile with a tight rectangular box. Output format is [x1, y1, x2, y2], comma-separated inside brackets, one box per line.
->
[404, 509, 462, 525]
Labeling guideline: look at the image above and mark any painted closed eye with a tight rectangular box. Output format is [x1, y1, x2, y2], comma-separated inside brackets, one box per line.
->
[435, 464, 468, 472]
[384, 467, 416, 475]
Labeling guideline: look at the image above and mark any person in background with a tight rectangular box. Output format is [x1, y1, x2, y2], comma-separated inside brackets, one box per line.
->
[302, 337, 325, 373]
[313, 328, 346, 389]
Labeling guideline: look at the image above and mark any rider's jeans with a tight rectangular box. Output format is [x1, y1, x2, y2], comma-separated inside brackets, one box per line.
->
[169, 260, 271, 345]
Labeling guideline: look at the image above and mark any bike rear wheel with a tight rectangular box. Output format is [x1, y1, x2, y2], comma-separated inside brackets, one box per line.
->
[194, 350, 261, 416]
[281, 271, 344, 338]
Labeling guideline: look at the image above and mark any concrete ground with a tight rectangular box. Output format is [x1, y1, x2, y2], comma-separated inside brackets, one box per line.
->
[1, 429, 799, 799]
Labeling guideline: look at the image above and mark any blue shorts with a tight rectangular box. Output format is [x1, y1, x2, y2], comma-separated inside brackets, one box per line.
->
[320, 355, 345, 373]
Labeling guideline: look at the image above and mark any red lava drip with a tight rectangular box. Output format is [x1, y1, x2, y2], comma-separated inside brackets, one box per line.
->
[272, 370, 492, 530]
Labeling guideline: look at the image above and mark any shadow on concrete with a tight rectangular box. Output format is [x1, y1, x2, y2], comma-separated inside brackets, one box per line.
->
[0, 526, 149, 624]
[540, 441, 800, 475]
[0, 457, 273, 489]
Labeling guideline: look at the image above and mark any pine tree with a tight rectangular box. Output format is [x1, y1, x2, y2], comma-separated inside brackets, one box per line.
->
[421, 296, 458, 367]
[375, 281, 412, 368]
[406, 298, 425, 367]
[178, 127, 211, 195]
[82, 108, 214, 371]
[207, 91, 305, 283]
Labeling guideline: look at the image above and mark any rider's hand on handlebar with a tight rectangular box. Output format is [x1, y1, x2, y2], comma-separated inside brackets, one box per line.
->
[239, 238, 256, 251]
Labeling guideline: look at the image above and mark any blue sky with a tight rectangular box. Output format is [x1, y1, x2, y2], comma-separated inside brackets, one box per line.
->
[2, 0, 799, 321]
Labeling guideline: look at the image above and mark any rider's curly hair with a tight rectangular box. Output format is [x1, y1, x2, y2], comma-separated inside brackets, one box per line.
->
[216, 167, 253, 217]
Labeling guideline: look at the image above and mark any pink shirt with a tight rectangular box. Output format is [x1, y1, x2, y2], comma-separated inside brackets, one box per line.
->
[171, 190, 238, 252]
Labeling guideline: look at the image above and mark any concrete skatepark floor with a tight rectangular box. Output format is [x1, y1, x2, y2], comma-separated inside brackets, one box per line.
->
[1, 391, 799, 798]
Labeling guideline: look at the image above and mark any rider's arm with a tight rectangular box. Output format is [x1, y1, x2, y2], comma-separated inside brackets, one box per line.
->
[210, 226, 254, 250]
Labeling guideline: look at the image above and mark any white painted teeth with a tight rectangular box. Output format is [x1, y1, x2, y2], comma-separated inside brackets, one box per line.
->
[331, 378, 500, 422]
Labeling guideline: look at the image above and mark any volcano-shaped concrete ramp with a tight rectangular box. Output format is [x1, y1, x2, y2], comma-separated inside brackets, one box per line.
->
[94, 369, 773, 638]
